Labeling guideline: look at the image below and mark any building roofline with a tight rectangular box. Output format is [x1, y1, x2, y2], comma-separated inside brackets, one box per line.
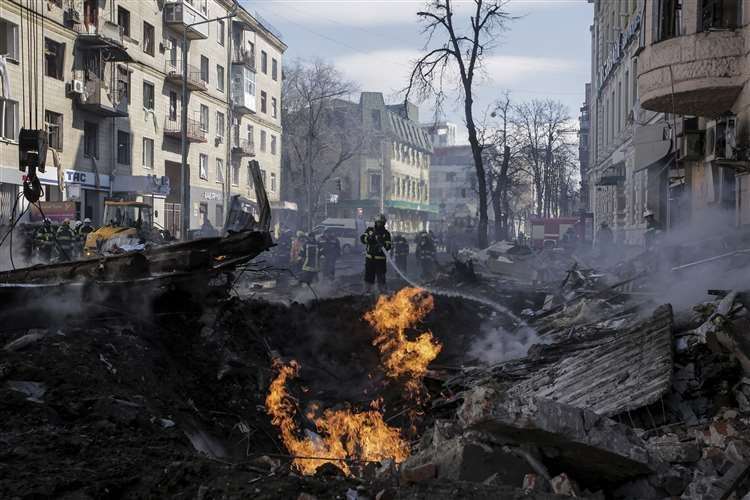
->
[216, 0, 287, 52]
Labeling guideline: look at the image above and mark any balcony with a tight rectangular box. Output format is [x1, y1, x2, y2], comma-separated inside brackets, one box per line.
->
[73, 20, 130, 62]
[76, 78, 128, 117]
[232, 138, 255, 157]
[164, 116, 207, 143]
[165, 61, 208, 92]
[164, 0, 209, 40]
[231, 47, 256, 71]
[638, 29, 745, 117]
[231, 65, 256, 115]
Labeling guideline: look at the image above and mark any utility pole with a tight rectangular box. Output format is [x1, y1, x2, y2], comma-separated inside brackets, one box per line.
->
[180, 8, 237, 240]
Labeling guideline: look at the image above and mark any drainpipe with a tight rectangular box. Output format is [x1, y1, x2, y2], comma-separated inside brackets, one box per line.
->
[224, 18, 233, 226]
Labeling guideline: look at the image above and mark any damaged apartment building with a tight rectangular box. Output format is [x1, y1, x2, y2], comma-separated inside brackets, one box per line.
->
[0, 0, 285, 238]
[586, 0, 672, 246]
[586, 0, 750, 243]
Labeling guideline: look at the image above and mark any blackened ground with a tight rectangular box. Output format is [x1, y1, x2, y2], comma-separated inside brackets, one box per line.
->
[0, 289, 498, 499]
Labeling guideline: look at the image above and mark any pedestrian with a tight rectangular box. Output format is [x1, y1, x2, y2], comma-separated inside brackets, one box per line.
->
[299, 232, 320, 285]
[561, 226, 578, 252]
[391, 233, 409, 273]
[360, 214, 392, 294]
[416, 230, 437, 280]
[55, 219, 76, 261]
[319, 228, 341, 281]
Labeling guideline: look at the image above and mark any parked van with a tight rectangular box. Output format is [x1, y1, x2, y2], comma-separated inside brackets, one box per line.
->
[312, 218, 363, 254]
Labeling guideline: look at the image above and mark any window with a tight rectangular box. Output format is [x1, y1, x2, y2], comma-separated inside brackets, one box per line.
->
[246, 164, 253, 187]
[624, 70, 630, 118]
[369, 173, 382, 196]
[117, 130, 130, 165]
[168, 36, 178, 67]
[656, 0, 680, 41]
[217, 19, 225, 46]
[247, 124, 254, 143]
[261, 169, 267, 186]
[117, 6, 130, 37]
[216, 111, 225, 139]
[261, 51, 268, 73]
[217, 64, 225, 92]
[169, 91, 177, 121]
[271, 135, 277, 155]
[142, 22, 154, 56]
[260, 91, 267, 113]
[200, 55, 209, 83]
[44, 38, 64, 80]
[260, 130, 267, 152]
[0, 20, 19, 61]
[84, 122, 98, 158]
[272, 58, 278, 81]
[199, 154, 208, 180]
[45, 111, 63, 151]
[200, 104, 209, 132]
[143, 138, 154, 169]
[270, 172, 276, 192]
[701, 0, 740, 30]
[232, 163, 240, 186]
[117, 66, 130, 104]
[271, 97, 277, 118]
[216, 158, 224, 184]
[0, 99, 17, 141]
[371, 110, 382, 130]
[199, 203, 208, 225]
[216, 204, 224, 227]
[143, 81, 155, 110]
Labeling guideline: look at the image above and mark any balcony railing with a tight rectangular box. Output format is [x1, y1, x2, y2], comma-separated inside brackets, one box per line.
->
[231, 47, 256, 71]
[164, 0, 209, 40]
[165, 61, 208, 92]
[76, 77, 128, 118]
[164, 116, 207, 143]
[232, 138, 255, 157]
[73, 20, 130, 61]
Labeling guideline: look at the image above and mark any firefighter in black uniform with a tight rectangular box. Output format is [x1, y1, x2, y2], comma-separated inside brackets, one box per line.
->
[33, 219, 55, 262]
[360, 214, 392, 293]
[416, 231, 437, 280]
[319, 228, 341, 281]
[391, 233, 409, 273]
[299, 232, 320, 285]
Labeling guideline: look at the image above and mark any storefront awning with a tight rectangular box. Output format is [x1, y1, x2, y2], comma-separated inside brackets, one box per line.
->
[634, 123, 673, 173]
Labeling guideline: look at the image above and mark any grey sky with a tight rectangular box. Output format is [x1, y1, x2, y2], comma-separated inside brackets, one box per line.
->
[246, 0, 592, 143]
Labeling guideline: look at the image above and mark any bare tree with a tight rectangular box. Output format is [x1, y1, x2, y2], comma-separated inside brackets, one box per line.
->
[406, 0, 513, 248]
[282, 59, 363, 230]
[512, 99, 575, 218]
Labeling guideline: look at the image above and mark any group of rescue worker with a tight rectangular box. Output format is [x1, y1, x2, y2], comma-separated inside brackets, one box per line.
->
[286, 214, 440, 292]
[30, 218, 95, 262]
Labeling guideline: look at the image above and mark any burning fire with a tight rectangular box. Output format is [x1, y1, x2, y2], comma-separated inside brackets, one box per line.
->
[364, 287, 442, 398]
[265, 359, 410, 476]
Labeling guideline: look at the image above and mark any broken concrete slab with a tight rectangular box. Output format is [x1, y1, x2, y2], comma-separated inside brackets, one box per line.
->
[458, 391, 653, 484]
[506, 305, 674, 417]
[647, 434, 701, 464]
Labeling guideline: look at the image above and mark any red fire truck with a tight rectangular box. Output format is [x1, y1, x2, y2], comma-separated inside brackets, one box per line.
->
[528, 216, 579, 249]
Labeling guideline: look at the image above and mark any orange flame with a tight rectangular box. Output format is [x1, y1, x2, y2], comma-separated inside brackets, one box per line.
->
[364, 287, 442, 398]
[265, 359, 410, 476]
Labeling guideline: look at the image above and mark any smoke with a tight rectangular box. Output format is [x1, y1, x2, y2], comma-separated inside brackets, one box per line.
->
[467, 323, 543, 365]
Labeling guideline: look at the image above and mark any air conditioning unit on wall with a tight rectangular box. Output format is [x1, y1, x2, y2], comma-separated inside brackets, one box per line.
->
[705, 115, 737, 162]
[66, 79, 84, 96]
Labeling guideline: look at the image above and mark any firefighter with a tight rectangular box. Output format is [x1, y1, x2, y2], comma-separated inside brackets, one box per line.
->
[391, 233, 409, 272]
[33, 218, 55, 262]
[360, 214, 392, 293]
[290, 230, 305, 272]
[299, 232, 320, 285]
[319, 228, 341, 281]
[643, 210, 661, 251]
[79, 218, 95, 238]
[55, 219, 76, 261]
[416, 231, 437, 280]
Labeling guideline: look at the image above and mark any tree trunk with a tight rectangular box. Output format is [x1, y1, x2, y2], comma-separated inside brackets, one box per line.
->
[464, 94, 488, 249]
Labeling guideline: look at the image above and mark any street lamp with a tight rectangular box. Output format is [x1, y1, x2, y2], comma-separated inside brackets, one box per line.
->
[180, 7, 237, 240]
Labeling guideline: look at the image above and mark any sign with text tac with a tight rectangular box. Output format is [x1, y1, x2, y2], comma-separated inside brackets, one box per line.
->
[30, 201, 77, 222]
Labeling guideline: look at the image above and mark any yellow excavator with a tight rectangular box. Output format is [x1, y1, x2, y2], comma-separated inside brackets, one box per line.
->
[83, 200, 164, 257]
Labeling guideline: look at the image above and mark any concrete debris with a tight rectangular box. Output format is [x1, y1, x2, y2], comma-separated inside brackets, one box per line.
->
[3, 330, 48, 352]
[399, 463, 436, 484]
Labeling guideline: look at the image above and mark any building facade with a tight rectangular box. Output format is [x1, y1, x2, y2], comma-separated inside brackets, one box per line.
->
[588, 0, 672, 246]
[329, 92, 436, 233]
[421, 120, 457, 148]
[637, 0, 750, 230]
[429, 145, 482, 228]
[0, 0, 285, 238]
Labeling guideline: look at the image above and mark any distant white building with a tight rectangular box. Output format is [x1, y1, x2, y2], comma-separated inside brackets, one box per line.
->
[421, 121, 457, 148]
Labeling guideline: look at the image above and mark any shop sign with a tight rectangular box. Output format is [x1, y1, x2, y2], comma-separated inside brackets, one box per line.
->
[202, 191, 221, 201]
[30, 201, 77, 222]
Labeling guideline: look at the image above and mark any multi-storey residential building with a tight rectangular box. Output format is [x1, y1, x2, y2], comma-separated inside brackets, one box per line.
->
[637, 0, 749, 229]
[421, 121, 457, 148]
[329, 92, 435, 233]
[0, 0, 285, 239]
[579, 83, 591, 212]
[588, 0, 672, 246]
[429, 145, 481, 227]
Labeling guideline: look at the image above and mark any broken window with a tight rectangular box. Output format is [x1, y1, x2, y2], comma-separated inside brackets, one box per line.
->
[701, 0, 740, 30]
[143, 22, 155, 56]
[117, 130, 130, 165]
[143, 81, 155, 111]
[261, 91, 267, 114]
[117, 6, 130, 37]
[45, 111, 63, 151]
[84, 121, 98, 158]
[656, 0, 681, 41]
[169, 91, 178, 121]
[0, 20, 19, 61]
[44, 38, 65, 80]
[199, 154, 208, 180]
[117, 66, 130, 104]
[1, 99, 18, 141]
[200, 104, 209, 133]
